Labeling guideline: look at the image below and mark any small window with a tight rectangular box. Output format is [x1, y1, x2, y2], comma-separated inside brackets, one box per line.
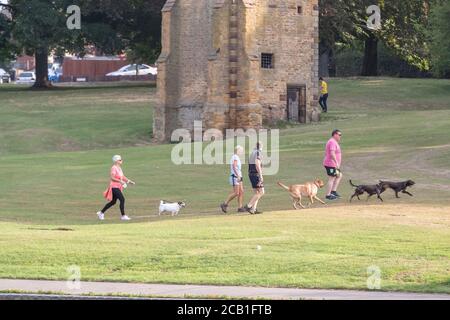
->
[261, 53, 274, 69]
[297, 6, 303, 14]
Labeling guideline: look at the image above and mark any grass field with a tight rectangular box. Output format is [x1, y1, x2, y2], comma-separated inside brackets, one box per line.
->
[0, 78, 449, 293]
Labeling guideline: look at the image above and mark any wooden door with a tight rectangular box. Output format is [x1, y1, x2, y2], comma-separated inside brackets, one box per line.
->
[287, 85, 306, 123]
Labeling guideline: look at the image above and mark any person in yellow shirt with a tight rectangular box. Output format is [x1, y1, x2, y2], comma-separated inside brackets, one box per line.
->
[319, 77, 329, 113]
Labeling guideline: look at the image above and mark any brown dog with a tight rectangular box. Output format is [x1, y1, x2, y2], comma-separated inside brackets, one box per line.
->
[278, 179, 326, 209]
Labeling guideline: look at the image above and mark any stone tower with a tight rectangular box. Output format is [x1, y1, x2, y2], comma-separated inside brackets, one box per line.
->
[154, 0, 320, 142]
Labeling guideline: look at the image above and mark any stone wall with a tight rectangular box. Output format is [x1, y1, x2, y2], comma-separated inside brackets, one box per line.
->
[154, 0, 319, 142]
[155, 0, 215, 141]
[204, 1, 232, 132]
[240, 0, 319, 124]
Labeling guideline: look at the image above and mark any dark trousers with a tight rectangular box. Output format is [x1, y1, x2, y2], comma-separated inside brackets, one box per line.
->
[101, 188, 126, 216]
[319, 94, 329, 112]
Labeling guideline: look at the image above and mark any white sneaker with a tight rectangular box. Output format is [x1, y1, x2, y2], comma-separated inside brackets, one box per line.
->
[97, 211, 105, 221]
[121, 215, 131, 221]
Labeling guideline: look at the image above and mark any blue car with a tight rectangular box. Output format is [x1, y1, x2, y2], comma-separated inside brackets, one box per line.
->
[48, 72, 62, 83]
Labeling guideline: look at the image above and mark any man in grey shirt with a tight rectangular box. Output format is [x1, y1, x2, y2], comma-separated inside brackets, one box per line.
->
[245, 142, 265, 214]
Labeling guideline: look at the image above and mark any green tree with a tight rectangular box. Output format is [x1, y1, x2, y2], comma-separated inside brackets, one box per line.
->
[2, 0, 165, 88]
[7, 0, 75, 88]
[80, 0, 164, 74]
[123, 0, 164, 65]
[427, 0, 450, 77]
[0, 3, 17, 64]
[377, 1, 430, 73]
[320, 0, 430, 76]
[319, 0, 355, 76]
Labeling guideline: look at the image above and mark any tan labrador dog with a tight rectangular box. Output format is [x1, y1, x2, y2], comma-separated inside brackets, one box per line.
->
[278, 179, 326, 209]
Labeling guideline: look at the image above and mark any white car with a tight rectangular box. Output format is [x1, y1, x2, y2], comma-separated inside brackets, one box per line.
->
[16, 72, 36, 84]
[106, 64, 157, 77]
[0, 68, 11, 84]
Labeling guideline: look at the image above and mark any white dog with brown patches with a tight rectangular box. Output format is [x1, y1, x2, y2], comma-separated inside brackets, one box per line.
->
[158, 200, 186, 216]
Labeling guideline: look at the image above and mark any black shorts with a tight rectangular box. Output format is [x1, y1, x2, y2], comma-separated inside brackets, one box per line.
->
[249, 174, 263, 189]
[325, 166, 339, 177]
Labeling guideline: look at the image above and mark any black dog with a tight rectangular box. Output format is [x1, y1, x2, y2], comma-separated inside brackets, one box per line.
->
[349, 180, 386, 202]
[379, 180, 415, 198]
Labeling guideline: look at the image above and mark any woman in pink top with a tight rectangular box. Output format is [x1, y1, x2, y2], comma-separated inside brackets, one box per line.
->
[323, 130, 343, 200]
[97, 155, 135, 221]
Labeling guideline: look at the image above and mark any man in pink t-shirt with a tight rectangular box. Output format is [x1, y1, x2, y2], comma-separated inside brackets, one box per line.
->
[323, 130, 343, 200]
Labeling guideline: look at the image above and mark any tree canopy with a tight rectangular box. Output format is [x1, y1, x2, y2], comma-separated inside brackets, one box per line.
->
[1, 0, 165, 87]
[427, 0, 450, 77]
[319, 0, 432, 76]
[1, 0, 448, 83]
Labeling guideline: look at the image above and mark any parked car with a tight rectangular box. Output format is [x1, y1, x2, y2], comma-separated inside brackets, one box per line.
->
[48, 72, 62, 83]
[106, 64, 157, 77]
[0, 68, 11, 84]
[48, 68, 62, 82]
[16, 72, 36, 85]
